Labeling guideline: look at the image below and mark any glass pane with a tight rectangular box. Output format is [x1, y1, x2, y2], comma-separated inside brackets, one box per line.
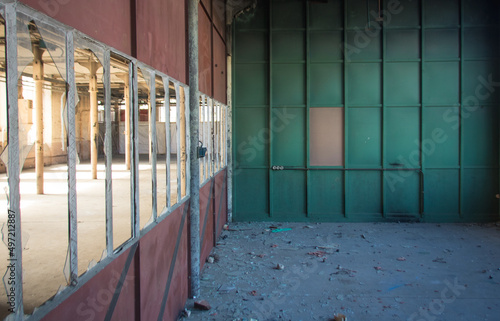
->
[110, 53, 132, 249]
[74, 44, 106, 276]
[17, 16, 70, 314]
[309, 107, 344, 166]
[155, 75, 167, 215]
[137, 67, 153, 229]
[169, 82, 178, 205]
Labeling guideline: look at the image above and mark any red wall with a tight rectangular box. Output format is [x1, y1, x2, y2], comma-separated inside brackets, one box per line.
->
[42, 203, 189, 321]
[21, 0, 133, 55]
[199, 0, 227, 103]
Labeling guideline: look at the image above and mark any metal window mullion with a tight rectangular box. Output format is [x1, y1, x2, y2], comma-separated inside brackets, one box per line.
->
[131, 62, 140, 237]
[6, 3, 24, 318]
[66, 30, 78, 284]
[103, 49, 113, 254]
[185, 86, 191, 197]
[150, 70, 157, 221]
[209, 98, 213, 177]
[175, 83, 182, 203]
[201, 96, 206, 182]
[164, 77, 171, 209]
[214, 102, 218, 173]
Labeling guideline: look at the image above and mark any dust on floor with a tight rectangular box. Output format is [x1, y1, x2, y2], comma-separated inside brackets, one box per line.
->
[181, 222, 500, 321]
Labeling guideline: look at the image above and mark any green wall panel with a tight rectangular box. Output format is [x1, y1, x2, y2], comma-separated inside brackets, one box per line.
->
[385, 108, 420, 167]
[272, 170, 306, 217]
[424, 169, 459, 217]
[235, 31, 268, 62]
[347, 171, 382, 214]
[462, 169, 499, 220]
[463, 61, 500, 104]
[272, 0, 304, 29]
[385, 63, 420, 105]
[272, 108, 305, 167]
[272, 64, 305, 106]
[424, 29, 459, 60]
[384, 171, 420, 215]
[347, 63, 381, 105]
[348, 108, 381, 166]
[389, 0, 420, 27]
[346, 0, 378, 29]
[309, 0, 343, 30]
[234, 169, 269, 219]
[235, 108, 269, 167]
[345, 31, 381, 61]
[464, 29, 500, 59]
[272, 31, 305, 62]
[423, 107, 459, 168]
[423, 62, 459, 105]
[310, 31, 343, 62]
[386, 30, 420, 60]
[463, 0, 499, 26]
[309, 170, 344, 217]
[424, 0, 459, 27]
[235, 64, 268, 106]
[234, 1, 268, 29]
[310, 63, 343, 106]
[463, 107, 499, 167]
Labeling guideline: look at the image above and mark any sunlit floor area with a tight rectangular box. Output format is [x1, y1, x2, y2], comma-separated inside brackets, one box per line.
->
[0, 154, 179, 318]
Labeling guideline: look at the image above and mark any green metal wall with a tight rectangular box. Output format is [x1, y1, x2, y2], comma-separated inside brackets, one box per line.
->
[233, 0, 500, 222]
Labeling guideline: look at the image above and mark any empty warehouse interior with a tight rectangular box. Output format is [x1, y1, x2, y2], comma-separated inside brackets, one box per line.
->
[0, 0, 498, 320]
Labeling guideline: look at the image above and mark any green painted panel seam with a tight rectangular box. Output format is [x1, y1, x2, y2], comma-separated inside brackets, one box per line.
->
[420, 0, 425, 218]
[382, 0, 387, 218]
[268, 0, 273, 219]
[459, 0, 464, 218]
[306, 0, 311, 218]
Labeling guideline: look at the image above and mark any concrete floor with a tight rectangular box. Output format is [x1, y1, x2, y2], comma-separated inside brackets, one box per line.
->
[0, 155, 180, 318]
[183, 221, 500, 321]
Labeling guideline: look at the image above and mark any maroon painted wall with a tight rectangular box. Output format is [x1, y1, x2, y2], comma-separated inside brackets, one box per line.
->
[199, 0, 227, 103]
[20, 0, 133, 56]
[136, 0, 187, 83]
[41, 204, 189, 321]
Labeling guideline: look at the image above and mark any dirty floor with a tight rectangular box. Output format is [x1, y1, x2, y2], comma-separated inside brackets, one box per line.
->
[182, 222, 500, 321]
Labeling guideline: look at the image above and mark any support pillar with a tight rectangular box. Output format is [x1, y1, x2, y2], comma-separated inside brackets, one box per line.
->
[33, 45, 44, 194]
[188, 0, 201, 298]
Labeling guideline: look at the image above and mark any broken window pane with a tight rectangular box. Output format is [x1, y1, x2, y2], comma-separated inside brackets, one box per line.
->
[74, 43, 106, 276]
[17, 15, 70, 314]
[137, 66, 154, 229]
[110, 53, 132, 249]
[156, 75, 167, 215]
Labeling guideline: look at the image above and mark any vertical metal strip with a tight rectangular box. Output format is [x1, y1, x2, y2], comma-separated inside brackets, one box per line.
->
[164, 77, 171, 208]
[268, 0, 273, 218]
[66, 30, 78, 284]
[459, 0, 464, 218]
[420, 0, 425, 218]
[104, 50, 113, 253]
[381, 0, 387, 218]
[305, 0, 310, 218]
[209, 98, 213, 177]
[175, 83, 181, 203]
[150, 70, 157, 221]
[343, 0, 349, 218]
[5, 4, 24, 318]
[131, 62, 140, 237]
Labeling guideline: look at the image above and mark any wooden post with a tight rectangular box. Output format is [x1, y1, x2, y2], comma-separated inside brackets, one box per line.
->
[33, 44, 44, 194]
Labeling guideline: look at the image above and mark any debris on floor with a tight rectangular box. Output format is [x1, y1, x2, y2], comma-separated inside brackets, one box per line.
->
[194, 300, 211, 311]
[181, 222, 500, 320]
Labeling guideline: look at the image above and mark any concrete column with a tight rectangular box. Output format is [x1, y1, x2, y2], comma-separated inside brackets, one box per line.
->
[188, 0, 201, 298]
[88, 62, 99, 179]
[33, 45, 44, 194]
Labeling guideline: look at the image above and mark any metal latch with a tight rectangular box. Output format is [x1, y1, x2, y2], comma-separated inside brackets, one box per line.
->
[272, 166, 285, 171]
